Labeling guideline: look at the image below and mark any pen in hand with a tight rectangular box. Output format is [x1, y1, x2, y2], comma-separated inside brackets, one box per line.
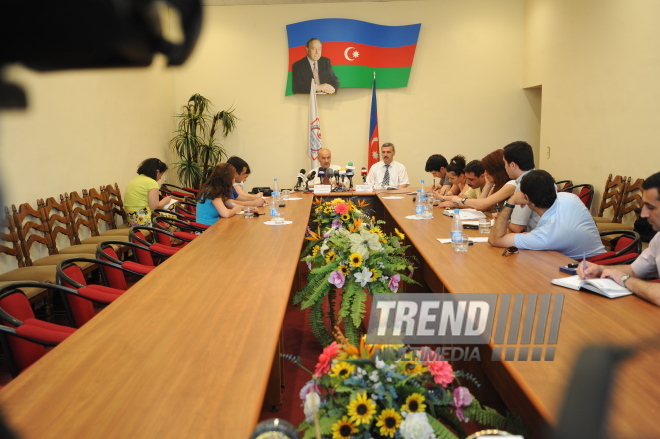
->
[582, 251, 591, 279]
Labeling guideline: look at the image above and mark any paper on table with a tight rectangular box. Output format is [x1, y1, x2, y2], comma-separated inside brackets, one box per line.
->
[382, 196, 405, 199]
[405, 214, 431, 220]
[264, 220, 293, 225]
[437, 237, 489, 244]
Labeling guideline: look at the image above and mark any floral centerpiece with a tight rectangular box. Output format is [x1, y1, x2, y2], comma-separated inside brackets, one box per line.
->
[294, 198, 417, 347]
[287, 334, 528, 439]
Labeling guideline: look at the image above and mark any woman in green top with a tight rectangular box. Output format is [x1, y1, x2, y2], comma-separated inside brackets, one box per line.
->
[124, 158, 172, 226]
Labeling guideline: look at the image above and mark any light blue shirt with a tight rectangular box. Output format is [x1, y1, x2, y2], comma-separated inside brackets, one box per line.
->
[196, 198, 220, 226]
[514, 192, 605, 259]
[631, 232, 660, 279]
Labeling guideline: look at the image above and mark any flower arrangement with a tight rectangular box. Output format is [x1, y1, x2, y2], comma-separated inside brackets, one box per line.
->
[287, 334, 528, 439]
[294, 198, 417, 347]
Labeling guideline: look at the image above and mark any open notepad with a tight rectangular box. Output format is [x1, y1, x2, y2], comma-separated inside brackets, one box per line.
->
[441, 208, 487, 220]
[551, 275, 632, 299]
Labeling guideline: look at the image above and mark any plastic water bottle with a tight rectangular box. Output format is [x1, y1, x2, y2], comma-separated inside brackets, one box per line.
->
[415, 189, 424, 216]
[420, 180, 426, 202]
[451, 209, 463, 250]
[270, 178, 280, 217]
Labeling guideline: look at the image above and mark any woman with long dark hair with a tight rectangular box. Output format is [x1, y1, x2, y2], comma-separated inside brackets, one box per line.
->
[447, 149, 515, 211]
[124, 158, 172, 226]
[196, 163, 243, 225]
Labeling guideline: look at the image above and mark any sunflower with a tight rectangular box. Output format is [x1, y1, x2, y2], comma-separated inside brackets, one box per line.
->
[394, 228, 405, 240]
[400, 360, 425, 375]
[311, 245, 320, 258]
[338, 265, 350, 276]
[370, 268, 381, 281]
[329, 361, 355, 378]
[347, 392, 376, 425]
[331, 416, 357, 439]
[371, 227, 384, 238]
[325, 251, 338, 263]
[401, 393, 427, 413]
[331, 198, 344, 205]
[324, 206, 334, 214]
[375, 408, 403, 437]
[340, 213, 351, 221]
[349, 252, 363, 268]
[350, 204, 357, 211]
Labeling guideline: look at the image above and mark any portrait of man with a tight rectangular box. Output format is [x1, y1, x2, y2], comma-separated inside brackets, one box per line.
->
[291, 38, 340, 95]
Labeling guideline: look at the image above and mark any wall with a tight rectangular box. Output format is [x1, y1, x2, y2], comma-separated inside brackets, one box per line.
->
[524, 0, 660, 213]
[172, 0, 534, 190]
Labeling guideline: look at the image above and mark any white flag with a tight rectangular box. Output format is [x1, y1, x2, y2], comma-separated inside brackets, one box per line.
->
[308, 79, 322, 170]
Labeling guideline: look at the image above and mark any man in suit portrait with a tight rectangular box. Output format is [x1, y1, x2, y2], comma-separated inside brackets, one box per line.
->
[292, 38, 340, 94]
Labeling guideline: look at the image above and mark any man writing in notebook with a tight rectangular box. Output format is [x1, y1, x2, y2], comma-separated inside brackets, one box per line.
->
[579, 171, 660, 306]
[489, 170, 605, 259]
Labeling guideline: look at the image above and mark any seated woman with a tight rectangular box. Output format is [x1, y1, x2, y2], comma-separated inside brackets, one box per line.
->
[439, 155, 468, 197]
[196, 163, 244, 225]
[124, 158, 172, 227]
[443, 149, 516, 211]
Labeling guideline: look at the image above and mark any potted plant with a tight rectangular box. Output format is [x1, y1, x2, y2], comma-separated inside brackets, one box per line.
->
[169, 93, 238, 189]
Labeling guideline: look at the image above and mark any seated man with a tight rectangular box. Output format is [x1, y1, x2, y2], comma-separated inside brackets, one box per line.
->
[424, 154, 452, 195]
[579, 171, 660, 306]
[437, 159, 486, 208]
[366, 142, 410, 189]
[225, 156, 266, 208]
[503, 141, 540, 233]
[310, 148, 341, 187]
[488, 170, 605, 259]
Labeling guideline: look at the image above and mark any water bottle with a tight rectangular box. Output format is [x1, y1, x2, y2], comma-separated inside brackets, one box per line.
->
[270, 178, 280, 217]
[451, 209, 463, 250]
[420, 180, 426, 202]
[415, 189, 424, 216]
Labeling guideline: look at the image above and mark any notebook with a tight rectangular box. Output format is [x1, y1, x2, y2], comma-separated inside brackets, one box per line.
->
[441, 208, 487, 220]
[551, 275, 632, 299]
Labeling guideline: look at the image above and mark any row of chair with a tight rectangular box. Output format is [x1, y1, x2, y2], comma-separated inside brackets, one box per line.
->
[0, 219, 208, 378]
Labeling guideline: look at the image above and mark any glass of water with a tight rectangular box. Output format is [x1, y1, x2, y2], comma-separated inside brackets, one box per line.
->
[479, 218, 491, 233]
[455, 234, 470, 252]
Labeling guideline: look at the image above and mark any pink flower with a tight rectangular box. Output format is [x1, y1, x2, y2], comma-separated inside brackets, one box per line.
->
[452, 386, 473, 422]
[388, 274, 401, 292]
[334, 203, 349, 215]
[299, 380, 320, 400]
[426, 360, 454, 387]
[314, 341, 340, 376]
[328, 271, 345, 288]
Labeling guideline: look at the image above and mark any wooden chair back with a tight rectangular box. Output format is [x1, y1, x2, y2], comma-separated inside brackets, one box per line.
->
[66, 191, 100, 243]
[88, 187, 117, 232]
[596, 174, 627, 220]
[41, 196, 80, 250]
[102, 183, 128, 227]
[1, 206, 28, 269]
[616, 177, 645, 223]
[11, 202, 56, 266]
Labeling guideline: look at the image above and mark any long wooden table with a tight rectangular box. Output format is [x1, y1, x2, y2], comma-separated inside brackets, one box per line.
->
[378, 193, 660, 438]
[0, 195, 314, 438]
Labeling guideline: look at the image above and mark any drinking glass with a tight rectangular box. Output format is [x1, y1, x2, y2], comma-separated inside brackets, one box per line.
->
[455, 234, 469, 252]
[479, 218, 491, 234]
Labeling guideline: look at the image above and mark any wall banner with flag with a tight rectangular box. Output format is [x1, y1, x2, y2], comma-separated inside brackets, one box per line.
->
[285, 18, 422, 96]
[368, 76, 379, 170]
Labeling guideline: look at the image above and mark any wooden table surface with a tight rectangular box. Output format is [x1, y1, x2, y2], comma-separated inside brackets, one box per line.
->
[0, 195, 314, 438]
[379, 194, 660, 438]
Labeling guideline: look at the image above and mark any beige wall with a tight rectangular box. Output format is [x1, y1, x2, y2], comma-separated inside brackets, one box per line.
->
[525, 0, 660, 213]
[173, 0, 533, 189]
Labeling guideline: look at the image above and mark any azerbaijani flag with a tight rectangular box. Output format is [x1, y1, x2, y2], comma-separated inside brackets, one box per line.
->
[285, 18, 421, 96]
[368, 75, 379, 170]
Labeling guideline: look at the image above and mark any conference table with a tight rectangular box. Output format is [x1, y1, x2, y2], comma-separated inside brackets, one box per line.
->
[0, 190, 659, 438]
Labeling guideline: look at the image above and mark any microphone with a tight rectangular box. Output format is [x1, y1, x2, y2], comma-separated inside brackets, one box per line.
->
[317, 167, 327, 185]
[326, 168, 334, 185]
[295, 168, 305, 190]
[305, 170, 316, 190]
[346, 162, 355, 189]
[361, 167, 368, 183]
[339, 168, 346, 185]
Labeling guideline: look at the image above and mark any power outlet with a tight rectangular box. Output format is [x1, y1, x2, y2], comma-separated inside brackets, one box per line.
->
[546, 146, 551, 159]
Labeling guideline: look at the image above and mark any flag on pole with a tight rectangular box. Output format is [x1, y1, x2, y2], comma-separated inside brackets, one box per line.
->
[368, 74, 379, 170]
[308, 79, 322, 169]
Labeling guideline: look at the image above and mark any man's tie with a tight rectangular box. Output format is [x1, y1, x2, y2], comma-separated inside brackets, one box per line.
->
[382, 164, 390, 187]
[313, 62, 320, 85]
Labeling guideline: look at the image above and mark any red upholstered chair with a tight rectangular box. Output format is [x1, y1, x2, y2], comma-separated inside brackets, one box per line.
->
[56, 258, 128, 327]
[129, 226, 182, 263]
[555, 180, 573, 192]
[587, 230, 642, 265]
[96, 241, 155, 290]
[160, 184, 197, 200]
[0, 282, 77, 377]
[153, 214, 208, 234]
[560, 184, 595, 210]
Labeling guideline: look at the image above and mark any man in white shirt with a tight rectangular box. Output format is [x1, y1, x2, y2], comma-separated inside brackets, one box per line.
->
[502, 141, 540, 233]
[366, 143, 410, 189]
[579, 171, 660, 306]
[310, 148, 341, 187]
[489, 170, 605, 260]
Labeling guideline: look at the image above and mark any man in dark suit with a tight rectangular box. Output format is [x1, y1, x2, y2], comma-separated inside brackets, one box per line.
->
[292, 38, 340, 94]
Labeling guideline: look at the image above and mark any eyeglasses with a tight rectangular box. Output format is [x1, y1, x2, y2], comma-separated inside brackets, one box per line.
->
[502, 246, 519, 257]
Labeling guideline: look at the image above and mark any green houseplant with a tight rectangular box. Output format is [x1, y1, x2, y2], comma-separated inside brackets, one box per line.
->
[169, 93, 238, 189]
